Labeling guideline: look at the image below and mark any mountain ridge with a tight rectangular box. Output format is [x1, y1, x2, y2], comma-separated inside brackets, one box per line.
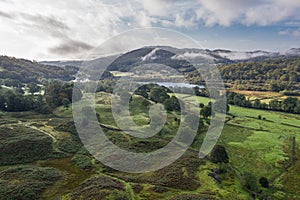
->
[39, 47, 300, 67]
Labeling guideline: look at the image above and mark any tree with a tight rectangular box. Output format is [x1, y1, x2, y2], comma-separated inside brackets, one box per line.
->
[210, 145, 229, 164]
[233, 94, 246, 106]
[0, 91, 35, 112]
[0, 95, 5, 110]
[149, 87, 170, 103]
[259, 177, 269, 188]
[282, 97, 298, 113]
[134, 90, 149, 99]
[27, 83, 41, 95]
[45, 82, 82, 109]
[193, 86, 201, 96]
[14, 87, 24, 94]
[34, 95, 50, 114]
[269, 99, 282, 111]
[164, 96, 181, 111]
[200, 106, 212, 118]
[253, 99, 261, 109]
[62, 98, 71, 110]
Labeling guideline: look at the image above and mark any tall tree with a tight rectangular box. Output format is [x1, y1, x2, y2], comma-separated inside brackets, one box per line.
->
[27, 83, 41, 95]
[210, 145, 229, 164]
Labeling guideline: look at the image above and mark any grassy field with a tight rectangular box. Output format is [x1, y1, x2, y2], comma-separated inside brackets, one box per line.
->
[1, 91, 299, 199]
[176, 93, 300, 198]
[229, 89, 300, 101]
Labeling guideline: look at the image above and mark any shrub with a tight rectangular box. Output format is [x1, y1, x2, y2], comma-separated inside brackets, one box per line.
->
[210, 145, 229, 164]
[71, 154, 92, 170]
[259, 177, 269, 188]
[0, 166, 61, 200]
[242, 172, 258, 192]
[0, 125, 58, 165]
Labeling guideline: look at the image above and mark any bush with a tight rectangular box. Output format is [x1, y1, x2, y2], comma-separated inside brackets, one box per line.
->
[71, 154, 92, 170]
[242, 172, 258, 192]
[210, 145, 229, 164]
[0, 125, 59, 165]
[132, 184, 143, 194]
[71, 175, 126, 200]
[0, 166, 61, 200]
[259, 177, 269, 188]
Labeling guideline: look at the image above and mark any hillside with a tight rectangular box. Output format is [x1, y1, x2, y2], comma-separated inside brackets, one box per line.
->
[0, 56, 78, 84]
[219, 56, 300, 91]
[106, 47, 197, 73]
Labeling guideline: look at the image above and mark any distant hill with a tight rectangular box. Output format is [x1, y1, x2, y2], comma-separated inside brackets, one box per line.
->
[39, 47, 300, 72]
[1, 46, 299, 87]
[0, 56, 78, 84]
[106, 47, 198, 73]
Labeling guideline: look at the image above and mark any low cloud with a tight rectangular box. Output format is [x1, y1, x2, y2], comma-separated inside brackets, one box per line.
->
[0, 10, 14, 19]
[19, 13, 70, 38]
[49, 38, 94, 55]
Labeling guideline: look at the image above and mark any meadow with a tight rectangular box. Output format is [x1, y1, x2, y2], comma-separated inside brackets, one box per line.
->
[0, 90, 299, 199]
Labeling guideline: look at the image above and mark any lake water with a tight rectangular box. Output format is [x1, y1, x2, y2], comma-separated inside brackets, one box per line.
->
[138, 82, 204, 89]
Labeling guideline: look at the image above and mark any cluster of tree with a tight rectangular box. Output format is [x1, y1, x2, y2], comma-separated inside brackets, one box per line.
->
[269, 97, 300, 113]
[186, 56, 300, 92]
[0, 55, 77, 84]
[96, 80, 116, 93]
[231, 80, 298, 92]
[132, 84, 182, 112]
[44, 81, 82, 109]
[279, 90, 300, 96]
[1, 79, 23, 88]
[27, 83, 41, 95]
[200, 100, 230, 119]
[227, 92, 300, 114]
[0, 91, 38, 112]
[200, 102, 213, 118]
[219, 57, 300, 92]
[0, 81, 82, 113]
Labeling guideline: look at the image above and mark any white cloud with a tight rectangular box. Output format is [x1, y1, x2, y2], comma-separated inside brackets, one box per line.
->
[279, 28, 300, 37]
[0, 0, 136, 59]
[140, 0, 172, 16]
[174, 14, 197, 28]
[196, 0, 300, 26]
[136, 11, 153, 27]
[172, 51, 213, 60]
[0, 0, 299, 59]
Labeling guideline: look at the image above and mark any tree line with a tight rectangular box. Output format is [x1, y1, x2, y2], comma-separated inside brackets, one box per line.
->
[186, 56, 300, 92]
[227, 92, 300, 114]
[0, 82, 82, 113]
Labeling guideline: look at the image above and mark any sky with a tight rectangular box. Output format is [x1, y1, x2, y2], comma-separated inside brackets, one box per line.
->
[0, 0, 300, 60]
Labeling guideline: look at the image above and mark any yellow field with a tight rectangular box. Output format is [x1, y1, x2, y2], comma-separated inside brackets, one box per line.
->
[228, 89, 300, 101]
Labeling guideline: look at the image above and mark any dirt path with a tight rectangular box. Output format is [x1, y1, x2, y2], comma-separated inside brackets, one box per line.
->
[17, 120, 65, 154]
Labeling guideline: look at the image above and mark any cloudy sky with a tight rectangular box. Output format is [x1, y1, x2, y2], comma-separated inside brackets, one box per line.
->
[0, 0, 300, 60]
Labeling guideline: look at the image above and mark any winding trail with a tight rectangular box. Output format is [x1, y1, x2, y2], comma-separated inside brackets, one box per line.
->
[17, 120, 65, 154]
